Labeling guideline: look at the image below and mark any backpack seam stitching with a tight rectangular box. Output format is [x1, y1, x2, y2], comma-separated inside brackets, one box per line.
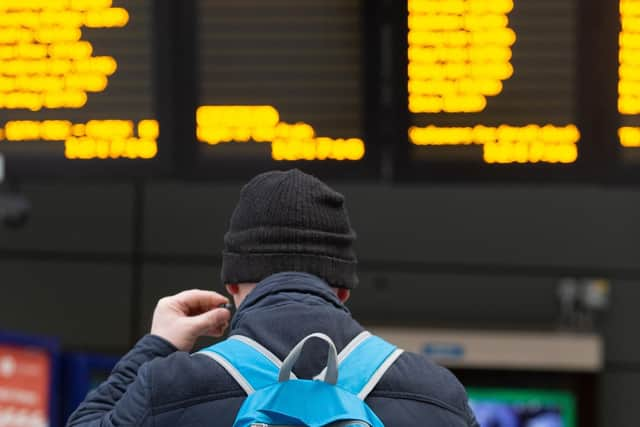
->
[367, 390, 470, 420]
[150, 390, 246, 415]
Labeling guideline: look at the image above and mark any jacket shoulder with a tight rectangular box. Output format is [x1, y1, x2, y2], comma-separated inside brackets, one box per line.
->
[374, 350, 472, 418]
[146, 350, 245, 409]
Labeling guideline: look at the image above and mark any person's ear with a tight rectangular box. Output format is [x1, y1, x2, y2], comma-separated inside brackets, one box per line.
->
[336, 288, 350, 303]
[225, 284, 239, 295]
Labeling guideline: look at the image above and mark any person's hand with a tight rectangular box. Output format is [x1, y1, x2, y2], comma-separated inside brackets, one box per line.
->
[150, 289, 232, 351]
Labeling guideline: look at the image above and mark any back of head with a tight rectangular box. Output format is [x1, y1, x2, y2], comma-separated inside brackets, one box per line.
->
[222, 169, 358, 289]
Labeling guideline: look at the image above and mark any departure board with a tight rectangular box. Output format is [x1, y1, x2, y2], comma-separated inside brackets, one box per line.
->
[0, 0, 634, 182]
[404, 0, 581, 170]
[0, 0, 161, 177]
[194, 0, 373, 178]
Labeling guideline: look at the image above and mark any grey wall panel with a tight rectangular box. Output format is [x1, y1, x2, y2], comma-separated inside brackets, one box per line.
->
[0, 260, 131, 351]
[143, 182, 240, 255]
[141, 264, 560, 332]
[334, 184, 640, 271]
[351, 272, 558, 329]
[599, 372, 639, 427]
[145, 182, 640, 273]
[603, 280, 640, 365]
[0, 183, 134, 253]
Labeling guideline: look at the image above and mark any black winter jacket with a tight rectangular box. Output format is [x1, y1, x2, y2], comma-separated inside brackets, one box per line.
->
[67, 272, 479, 426]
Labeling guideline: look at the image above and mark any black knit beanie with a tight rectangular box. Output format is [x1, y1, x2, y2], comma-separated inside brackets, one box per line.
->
[221, 169, 358, 289]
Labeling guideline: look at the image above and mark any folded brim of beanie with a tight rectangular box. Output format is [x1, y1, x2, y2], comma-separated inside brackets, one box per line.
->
[221, 251, 358, 289]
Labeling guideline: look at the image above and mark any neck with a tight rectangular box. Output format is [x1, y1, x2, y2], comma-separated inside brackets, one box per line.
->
[226, 283, 257, 307]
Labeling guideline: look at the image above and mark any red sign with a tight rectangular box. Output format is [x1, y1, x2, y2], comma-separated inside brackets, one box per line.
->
[0, 344, 51, 427]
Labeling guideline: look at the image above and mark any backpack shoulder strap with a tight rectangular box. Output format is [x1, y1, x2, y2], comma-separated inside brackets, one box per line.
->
[195, 335, 294, 395]
[336, 332, 404, 400]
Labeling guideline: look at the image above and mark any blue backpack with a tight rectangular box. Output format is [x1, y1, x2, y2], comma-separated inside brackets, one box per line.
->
[197, 331, 403, 427]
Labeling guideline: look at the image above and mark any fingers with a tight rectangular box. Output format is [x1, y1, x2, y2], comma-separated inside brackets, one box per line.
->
[172, 289, 229, 315]
[151, 290, 232, 349]
[189, 307, 232, 338]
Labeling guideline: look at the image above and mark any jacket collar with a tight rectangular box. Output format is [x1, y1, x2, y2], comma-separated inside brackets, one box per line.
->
[230, 272, 349, 330]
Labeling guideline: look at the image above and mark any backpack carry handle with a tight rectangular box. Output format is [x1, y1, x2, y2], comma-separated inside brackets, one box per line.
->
[278, 333, 339, 385]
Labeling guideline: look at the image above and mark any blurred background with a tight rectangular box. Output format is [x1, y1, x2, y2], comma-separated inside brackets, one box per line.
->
[0, 0, 636, 426]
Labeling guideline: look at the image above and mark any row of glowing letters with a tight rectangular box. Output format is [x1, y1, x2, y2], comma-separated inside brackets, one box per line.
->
[0, 0, 118, 12]
[196, 106, 365, 161]
[620, 0, 640, 116]
[0, 9, 128, 28]
[408, 0, 514, 15]
[0, 119, 158, 160]
[15, 109, 640, 163]
[0, 115, 366, 162]
[409, 124, 579, 164]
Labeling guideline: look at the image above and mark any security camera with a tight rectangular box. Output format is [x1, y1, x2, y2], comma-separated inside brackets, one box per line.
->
[0, 154, 30, 228]
[0, 192, 30, 228]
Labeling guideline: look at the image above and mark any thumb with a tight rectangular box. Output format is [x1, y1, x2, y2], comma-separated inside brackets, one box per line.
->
[187, 308, 231, 338]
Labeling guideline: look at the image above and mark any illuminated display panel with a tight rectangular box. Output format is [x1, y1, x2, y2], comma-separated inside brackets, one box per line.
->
[0, 0, 161, 177]
[195, 0, 373, 178]
[468, 388, 576, 427]
[406, 0, 580, 170]
[618, 0, 640, 164]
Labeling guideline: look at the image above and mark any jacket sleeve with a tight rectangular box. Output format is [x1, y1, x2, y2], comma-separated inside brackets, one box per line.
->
[464, 401, 480, 427]
[65, 334, 177, 427]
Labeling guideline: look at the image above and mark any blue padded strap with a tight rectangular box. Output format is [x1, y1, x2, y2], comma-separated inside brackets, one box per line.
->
[336, 335, 403, 400]
[197, 335, 284, 395]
